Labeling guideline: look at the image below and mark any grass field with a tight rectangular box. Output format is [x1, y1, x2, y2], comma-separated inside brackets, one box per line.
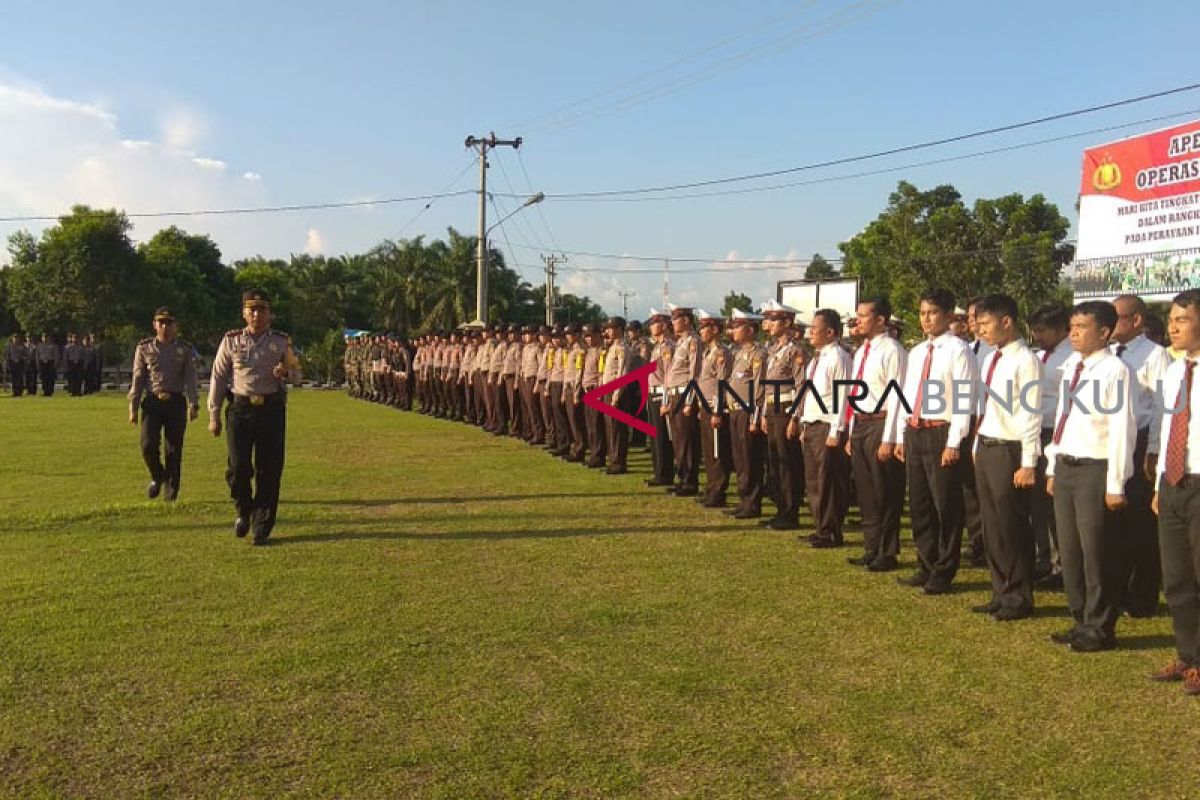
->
[0, 390, 1195, 798]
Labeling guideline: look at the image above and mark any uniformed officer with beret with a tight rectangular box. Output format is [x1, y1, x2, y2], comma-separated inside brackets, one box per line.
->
[129, 307, 199, 500]
[207, 290, 301, 545]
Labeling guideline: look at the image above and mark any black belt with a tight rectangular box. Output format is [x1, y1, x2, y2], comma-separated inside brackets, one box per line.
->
[232, 392, 283, 407]
[1057, 454, 1105, 467]
[149, 391, 183, 401]
[977, 435, 1019, 448]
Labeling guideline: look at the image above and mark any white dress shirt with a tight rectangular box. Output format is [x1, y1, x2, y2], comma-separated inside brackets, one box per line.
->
[848, 332, 908, 442]
[885, 332, 978, 447]
[1035, 336, 1073, 428]
[974, 339, 1043, 468]
[1044, 349, 1136, 496]
[795, 342, 852, 432]
[1155, 355, 1200, 488]
[1111, 333, 1172, 454]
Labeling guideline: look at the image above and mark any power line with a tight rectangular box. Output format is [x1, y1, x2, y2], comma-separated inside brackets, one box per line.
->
[519, 82, 1200, 199]
[519, 107, 1200, 204]
[0, 190, 478, 223]
[394, 156, 479, 238]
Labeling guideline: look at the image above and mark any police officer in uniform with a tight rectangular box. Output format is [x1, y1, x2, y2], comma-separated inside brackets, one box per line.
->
[5, 334, 30, 396]
[129, 308, 199, 500]
[36, 332, 60, 396]
[726, 309, 767, 518]
[208, 290, 301, 545]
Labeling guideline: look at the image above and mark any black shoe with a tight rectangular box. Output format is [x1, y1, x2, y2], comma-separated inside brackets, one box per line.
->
[146, 481, 161, 499]
[971, 601, 1001, 614]
[847, 555, 874, 567]
[605, 467, 627, 475]
[1123, 604, 1159, 619]
[163, 483, 178, 502]
[768, 518, 800, 531]
[234, 517, 250, 538]
[1070, 634, 1116, 653]
[922, 578, 952, 595]
[1036, 572, 1064, 590]
[733, 510, 761, 520]
[897, 571, 931, 588]
[867, 556, 898, 573]
[809, 538, 839, 549]
[991, 607, 1032, 622]
[251, 536, 270, 547]
[702, 499, 726, 509]
[674, 487, 699, 497]
[645, 479, 666, 487]
[1049, 627, 1080, 645]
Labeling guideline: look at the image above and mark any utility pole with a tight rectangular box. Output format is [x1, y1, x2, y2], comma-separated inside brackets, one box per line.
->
[541, 253, 566, 325]
[618, 290, 636, 319]
[662, 258, 670, 308]
[464, 132, 522, 326]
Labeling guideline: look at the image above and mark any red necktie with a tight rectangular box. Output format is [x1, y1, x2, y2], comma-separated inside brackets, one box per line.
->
[978, 350, 1002, 427]
[1164, 360, 1195, 486]
[1052, 361, 1086, 445]
[911, 342, 935, 424]
[1040, 349, 1051, 364]
[843, 340, 871, 426]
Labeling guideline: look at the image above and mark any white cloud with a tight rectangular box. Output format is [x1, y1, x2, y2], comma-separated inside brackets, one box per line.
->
[0, 77, 283, 260]
[304, 228, 325, 255]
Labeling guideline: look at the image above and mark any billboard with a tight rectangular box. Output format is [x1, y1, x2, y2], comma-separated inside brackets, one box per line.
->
[1072, 119, 1200, 300]
[777, 278, 859, 323]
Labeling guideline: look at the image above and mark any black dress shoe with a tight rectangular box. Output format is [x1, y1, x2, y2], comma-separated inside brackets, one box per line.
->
[605, 467, 627, 475]
[163, 483, 178, 502]
[1070, 634, 1116, 653]
[146, 481, 161, 499]
[702, 500, 726, 508]
[251, 536, 270, 547]
[645, 479, 666, 487]
[922, 578, 951, 595]
[847, 554, 875, 567]
[971, 601, 1001, 614]
[758, 517, 780, 528]
[674, 487, 699, 497]
[235, 517, 250, 538]
[867, 556, 898, 572]
[809, 538, 839, 549]
[1036, 572, 1064, 590]
[1049, 628, 1080, 645]
[991, 607, 1032, 622]
[767, 519, 800, 531]
[897, 571, 931, 588]
[733, 510, 761, 520]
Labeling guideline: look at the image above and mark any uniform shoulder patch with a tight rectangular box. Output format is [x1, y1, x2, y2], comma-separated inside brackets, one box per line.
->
[138, 337, 153, 346]
[225, 329, 241, 338]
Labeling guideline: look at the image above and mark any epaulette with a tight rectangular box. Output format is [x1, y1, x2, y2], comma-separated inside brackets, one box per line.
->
[225, 329, 241, 338]
[138, 337, 153, 346]
[272, 330, 291, 341]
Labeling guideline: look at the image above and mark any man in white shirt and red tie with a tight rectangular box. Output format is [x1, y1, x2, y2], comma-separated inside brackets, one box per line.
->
[1149, 289, 1200, 695]
[1029, 305, 1073, 587]
[1045, 301, 1135, 652]
[886, 288, 978, 595]
[788, 309, 852, 548]
[846, 296, 907, 572]
[1110, 294, 1173, 617]
[970, 294, 1043, 621]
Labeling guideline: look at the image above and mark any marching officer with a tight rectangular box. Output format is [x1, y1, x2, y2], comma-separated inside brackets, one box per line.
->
[207, 289, 301, 545]
[128, 308, 199, 501]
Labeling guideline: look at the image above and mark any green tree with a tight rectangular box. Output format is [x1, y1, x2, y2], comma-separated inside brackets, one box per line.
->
[138, 226, 233, 348]
[804, 253, 836, 281]
[720, 291, 753, 318]
[7, 206, 146, 335]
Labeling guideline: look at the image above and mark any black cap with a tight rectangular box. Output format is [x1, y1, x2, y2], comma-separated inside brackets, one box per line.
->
[537, 325, 551, 335]
[602, 316, 626, 330]
[565, 322, 582, 334]
[241, 289, 270, 308]
[153, 307, 176, 322]
[627, 320, 643, 331]
[521, 325, 534, 334]
[581, 323, 600, 335]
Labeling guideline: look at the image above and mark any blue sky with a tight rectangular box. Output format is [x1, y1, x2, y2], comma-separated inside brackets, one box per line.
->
[1, 0, 1194, 315]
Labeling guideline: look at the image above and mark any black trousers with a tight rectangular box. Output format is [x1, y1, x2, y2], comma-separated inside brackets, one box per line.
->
[729, 409, 764, 514]
[226, 396, 287, 540]
[504, 374, 520, 435]
[766, 412, 803, 523]
[26, 362, 38, 394]
[648, 392, 675, 484]
[851, 416, 905, 559]
[548, 382, 569, 452]
[605, 386, 637, 470]
[66, 363, 84, 395]
[38, 363, 57, 396]
[699, 410, 732, 504]
[1119, 428, 1161, 615]
[906, 424, 965, 582]
[802, 421, 849, 544]
[668, 403, 701, 490]
[566, 388, 586, 460]
[7, 361, 27, 396]
[1053, 458, 1121, 640]
[962, 420, 983, 559]
[1031, 427, 1058, 573]
[140, 393, 187, 491]
[584, 390, 607, 466]
[976, 440, 1035, 612]
[1158, 480, 1200, 666]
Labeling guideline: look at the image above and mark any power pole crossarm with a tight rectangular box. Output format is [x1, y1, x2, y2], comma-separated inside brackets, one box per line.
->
[465, 133, 523, 326]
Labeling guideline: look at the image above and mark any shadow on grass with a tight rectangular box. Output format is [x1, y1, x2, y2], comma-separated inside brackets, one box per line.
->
[287, 493, 635, 507]
[274, 524, 742, 544]
[1118, 633, 1176, 651]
